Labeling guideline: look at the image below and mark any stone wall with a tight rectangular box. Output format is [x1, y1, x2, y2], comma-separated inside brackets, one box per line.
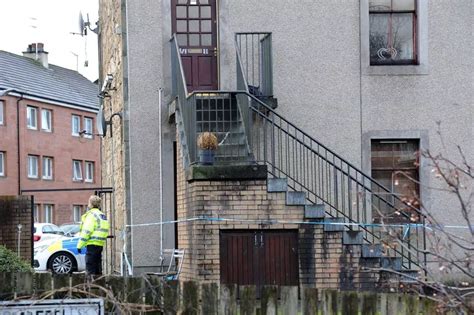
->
[99, 0, 126, 274]
[0, 196, 33, 263]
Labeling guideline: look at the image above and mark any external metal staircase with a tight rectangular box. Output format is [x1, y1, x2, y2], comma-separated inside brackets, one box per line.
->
[171, 32, 427, 283]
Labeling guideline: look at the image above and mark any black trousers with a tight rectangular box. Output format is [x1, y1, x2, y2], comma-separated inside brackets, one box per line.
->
[85, 245, 103, 275]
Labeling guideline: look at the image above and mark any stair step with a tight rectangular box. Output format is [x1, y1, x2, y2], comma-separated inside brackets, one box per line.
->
[399, 270, 420, 283]
[380, 257, 402, 271]
[286, 191, 306, 206]
[323, 218, 345, 232]
[267, 178, 288, 193]
[343, 231, 363, 245]
[304, 204, 325, 219]
[361, 244, 383, 258]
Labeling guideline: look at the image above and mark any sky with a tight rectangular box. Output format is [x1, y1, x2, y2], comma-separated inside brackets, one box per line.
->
[0, 0, 99, 81]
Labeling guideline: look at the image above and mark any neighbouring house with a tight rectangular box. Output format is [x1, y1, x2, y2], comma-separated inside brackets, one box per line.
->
[98, 0, 473, 289]
[0, 43, 101, 226]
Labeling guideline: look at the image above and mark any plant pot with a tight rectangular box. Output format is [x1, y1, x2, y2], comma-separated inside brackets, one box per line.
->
[199, 149, 215, 165]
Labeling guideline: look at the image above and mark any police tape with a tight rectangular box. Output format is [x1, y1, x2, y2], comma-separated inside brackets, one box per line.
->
[125, 216, 473, 231]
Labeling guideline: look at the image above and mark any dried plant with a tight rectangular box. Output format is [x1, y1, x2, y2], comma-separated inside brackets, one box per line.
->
[197, 132, 218, 150]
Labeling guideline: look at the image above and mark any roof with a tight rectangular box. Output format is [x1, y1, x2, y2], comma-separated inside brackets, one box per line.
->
[0, 50, 99, 110]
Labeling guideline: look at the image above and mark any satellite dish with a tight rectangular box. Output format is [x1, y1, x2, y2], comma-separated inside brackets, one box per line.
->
[96, 106, 107, 137]
[79, 12, 87, 36]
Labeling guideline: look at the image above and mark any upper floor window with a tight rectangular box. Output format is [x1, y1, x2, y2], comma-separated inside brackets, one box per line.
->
[27, 155, 39, 178]
[371, 139, 419, 222]
[27, 106, 38, 130]
[73, 160, 83, 181]
[85, 161, 94, 183]
[0, 152, 4, 176]
[84, 117, 93, 139]
[72, 115, 81, 136]
[34, 204, 39, 223]
[44, 204, 53, 223]
[73, 205, 82, 222]
[42, 156, 53, 180]
[0, 101, 4, 125]
[41, 109, 52, 132]
[369, 0, 416, 65]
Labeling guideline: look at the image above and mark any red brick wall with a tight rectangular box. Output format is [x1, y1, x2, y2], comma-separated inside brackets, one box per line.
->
[0, 96, 101, 225]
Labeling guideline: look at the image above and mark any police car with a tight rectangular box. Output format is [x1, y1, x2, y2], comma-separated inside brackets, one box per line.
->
[33, 237, 86, 274]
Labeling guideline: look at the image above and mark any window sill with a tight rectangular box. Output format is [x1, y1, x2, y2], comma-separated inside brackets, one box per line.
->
[85, 180, 94, 183]
[72, 179, 83, 182]
[42, 177, 53, 181]
[28, 176, 39, 180]
[27, 126, 38, 130]
[363, 64, 429, 76]
[41, 129, 52, 133]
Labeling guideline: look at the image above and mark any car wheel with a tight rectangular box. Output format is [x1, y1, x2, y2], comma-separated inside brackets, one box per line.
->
[49, 252, 75, 274]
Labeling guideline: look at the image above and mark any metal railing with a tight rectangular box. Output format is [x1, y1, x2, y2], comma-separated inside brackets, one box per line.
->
[235, 33, 273, 98]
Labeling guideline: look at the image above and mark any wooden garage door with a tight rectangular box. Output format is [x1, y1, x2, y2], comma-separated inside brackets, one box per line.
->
[220, 230, 299, 286]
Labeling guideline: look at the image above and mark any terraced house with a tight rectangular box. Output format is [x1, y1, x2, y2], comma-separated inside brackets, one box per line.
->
[98, 0, 473, 290]
[0, 44, 100, 225]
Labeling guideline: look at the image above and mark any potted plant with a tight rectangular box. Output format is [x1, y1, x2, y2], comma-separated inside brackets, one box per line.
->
[197, 132, 218, 165]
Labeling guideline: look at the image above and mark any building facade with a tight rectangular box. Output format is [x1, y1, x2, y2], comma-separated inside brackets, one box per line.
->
[0, 45, 101, 226]
[98, 0, 473, 283]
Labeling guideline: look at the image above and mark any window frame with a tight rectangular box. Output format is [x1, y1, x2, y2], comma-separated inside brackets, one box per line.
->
[27, 155, 39, 179]
[41, 109, 52, 132]
[72, 115, 81, 136]
[84, 117, 93, 139]
[85, 161, 94, 183]
[44, 204, 53, 223]
[26, 106, 38, 130]
[0, 100, 4, 125]
[72, 160, 83, 181]
[42, 156, 53, 180]
[360, 0, 429, 75]
[0, 151, 4, 176]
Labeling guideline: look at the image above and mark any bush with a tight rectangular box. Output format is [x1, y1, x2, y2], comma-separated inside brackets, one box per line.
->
[0, 245, 32, 272]
[197, 132, 218, 150]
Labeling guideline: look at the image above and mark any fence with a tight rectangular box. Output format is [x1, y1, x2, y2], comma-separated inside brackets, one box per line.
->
[0, 272, 447, 314]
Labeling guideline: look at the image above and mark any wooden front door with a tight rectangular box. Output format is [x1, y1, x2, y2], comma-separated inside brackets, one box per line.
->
[220, 230, 299, 286]
[172, 0, 218, 91]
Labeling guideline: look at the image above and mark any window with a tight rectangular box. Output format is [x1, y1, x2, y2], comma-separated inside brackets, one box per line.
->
[84, 117, 93, 138]
[27, 106, 37, 129]
[85, 161, 94, 183]
[73, 205, 82, 222]
[0, 101, 4, 125]
[72, 115, 81, 136]
[41, 109, 52, 132]
[44, 204, 53, 223]
[27, 155, 39, 178]
[0, 152, 4, 176]
[42, 156, 53, 180]
[34, 204, 39, 223]
[73, 160, 82, 181]
[369, 0, 416, 65]
[371, 139, 419, 222]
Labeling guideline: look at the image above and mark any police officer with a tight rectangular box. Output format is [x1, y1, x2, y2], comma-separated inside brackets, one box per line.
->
[77, 195, 109, 275]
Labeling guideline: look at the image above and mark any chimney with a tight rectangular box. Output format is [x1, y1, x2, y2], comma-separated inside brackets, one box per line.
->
[22, 43, 49, 68]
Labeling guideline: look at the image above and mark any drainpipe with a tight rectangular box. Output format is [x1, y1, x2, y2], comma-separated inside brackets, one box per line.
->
[17, 94, 24, 195]
[158, 88, 163, 264]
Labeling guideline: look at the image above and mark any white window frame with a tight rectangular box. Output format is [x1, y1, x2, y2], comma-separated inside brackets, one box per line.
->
[85, 161, 94, 183]
[42, 156, 53, 180]
[27, 106, 38, 130]
[84, 117, 93, 139]
[44, 204, 53, 223]
[360, 0, 429, 75]
[73, 205, 82, 222]
[34, 204, 39, 223]
[41, 109, 52, 132]
[27, 155, 39, 178]
[0, 101, 4, 125]
[72, 115, 81, 136]
[0, 152, 4, 176]
[73, 160, 83, 181]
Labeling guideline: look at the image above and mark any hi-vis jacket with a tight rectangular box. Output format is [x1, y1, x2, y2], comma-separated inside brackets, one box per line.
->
[77, 208, 109, 249]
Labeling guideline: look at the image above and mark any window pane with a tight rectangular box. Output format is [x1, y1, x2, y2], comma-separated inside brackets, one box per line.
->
[201, 20, 211, 32]
[189, 6, 199, 18]
[0, 152, 4, 175]
[369, 0, 391, 11]
[189, 20, 199, 32]
[200, 6, 211, 18]
[393, 0, 415, 11]
[177, 34, 188, 46]
[201, 34, 212, 46]
[28, 155, 38, 178]
[72, 115, 80, 135]
[370, 14, 390, 63]
[27, 107, 37, 129]
[178, 0, 187, 3]
[189, 34, 200, 46]
[177, 20, 187, 32]
[0, 101, 4, 125]
[176, 6, 187, 18]
[391, 13, 414, 60]
[42, 110, 51, 131]
[200, 0, 209, 4]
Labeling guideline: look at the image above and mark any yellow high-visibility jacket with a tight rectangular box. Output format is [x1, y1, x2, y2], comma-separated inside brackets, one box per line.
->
[77, 208, 109, 249]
